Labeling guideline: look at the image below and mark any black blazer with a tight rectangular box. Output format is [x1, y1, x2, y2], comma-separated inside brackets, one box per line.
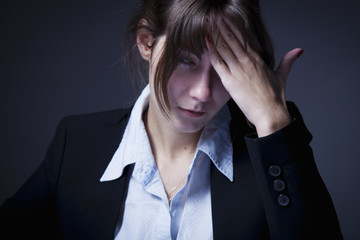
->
[0, 102, 343, 239]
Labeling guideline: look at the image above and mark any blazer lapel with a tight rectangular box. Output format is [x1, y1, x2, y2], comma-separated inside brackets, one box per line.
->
[57, 109, 135, 239]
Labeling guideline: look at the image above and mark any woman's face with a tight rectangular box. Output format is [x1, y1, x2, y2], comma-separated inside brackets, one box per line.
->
[149, 36, 231, 133]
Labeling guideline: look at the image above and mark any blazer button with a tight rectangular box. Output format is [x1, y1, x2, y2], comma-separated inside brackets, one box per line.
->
[278, 194, 290, 207]
[273, 179, 285, 192]
[269, 165, 281, 177]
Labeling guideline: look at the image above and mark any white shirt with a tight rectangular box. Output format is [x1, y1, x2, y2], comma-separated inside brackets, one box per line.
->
[100, 85, 233, 239]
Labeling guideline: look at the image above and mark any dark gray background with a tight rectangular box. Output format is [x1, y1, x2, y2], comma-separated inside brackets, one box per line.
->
[1, 0, 359, 238]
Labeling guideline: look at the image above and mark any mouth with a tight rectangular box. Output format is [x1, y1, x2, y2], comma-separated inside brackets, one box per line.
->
[179, 107, 206, 117]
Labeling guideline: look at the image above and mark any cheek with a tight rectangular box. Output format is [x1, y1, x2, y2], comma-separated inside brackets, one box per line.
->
[166, 67, 191, 104]
[209, 68, 230, 103]
[214, 91, 231, 110]
[167, 82, 182, 104]
[212, 78, 231, 106]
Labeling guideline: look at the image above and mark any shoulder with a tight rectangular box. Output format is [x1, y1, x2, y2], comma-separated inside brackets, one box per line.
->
[50, 107, 133, 142]
[49, 107, 134, 173]
[60, 107, 133, 128]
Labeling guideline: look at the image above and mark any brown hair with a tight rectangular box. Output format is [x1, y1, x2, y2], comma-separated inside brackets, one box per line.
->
[125, 0, 274, 118]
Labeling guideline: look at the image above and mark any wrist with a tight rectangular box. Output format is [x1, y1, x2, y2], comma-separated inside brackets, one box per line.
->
[254, 110, 292, 137]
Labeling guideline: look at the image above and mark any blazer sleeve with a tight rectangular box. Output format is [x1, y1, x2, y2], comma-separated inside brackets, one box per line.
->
[0, 118, 67, 239]
[244, 103, 343, 239]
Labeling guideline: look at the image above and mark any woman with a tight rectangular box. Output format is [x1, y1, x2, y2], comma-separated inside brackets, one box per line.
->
[0, 0, 342, 239]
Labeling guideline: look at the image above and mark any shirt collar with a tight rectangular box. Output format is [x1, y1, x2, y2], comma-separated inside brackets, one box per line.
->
[100, 85, 152, 182]
[100, 84, 233, 183]
[197, 104, 233, 181]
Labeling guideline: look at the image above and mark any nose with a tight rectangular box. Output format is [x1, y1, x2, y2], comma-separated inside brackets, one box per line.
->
[189, 70, 213, 102]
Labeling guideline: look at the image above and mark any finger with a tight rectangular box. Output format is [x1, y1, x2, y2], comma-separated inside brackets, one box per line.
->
[206, 34, 231, 79]
[222, 16, 258, 57]
[211, 18, 246, 72]
[218, 17, 246, 61]
[222, 16, 246, 49]
[215, 33, 243, 72]
[276, 48, 304, 81]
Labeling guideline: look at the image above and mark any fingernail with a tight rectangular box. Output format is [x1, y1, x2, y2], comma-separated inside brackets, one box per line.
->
[206, 34, 212, 44]
[297, 49, 304, 58]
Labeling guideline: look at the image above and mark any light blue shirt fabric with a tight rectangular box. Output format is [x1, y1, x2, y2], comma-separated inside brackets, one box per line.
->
[100, 85, 233, 240]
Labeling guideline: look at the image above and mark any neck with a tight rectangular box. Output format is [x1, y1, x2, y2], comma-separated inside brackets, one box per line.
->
[144, 101, 202, 166]
[144, 99, 203, 205]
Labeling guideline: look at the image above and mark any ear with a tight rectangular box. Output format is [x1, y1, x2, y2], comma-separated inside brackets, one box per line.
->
[137, 28, 153, 61]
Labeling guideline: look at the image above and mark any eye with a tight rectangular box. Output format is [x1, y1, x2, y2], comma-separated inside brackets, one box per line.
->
[180, 57, 196, 66]
[178, 51, 199, 68]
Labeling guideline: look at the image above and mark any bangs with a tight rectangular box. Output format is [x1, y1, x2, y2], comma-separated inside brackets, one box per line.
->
[165, 1, 222, 58]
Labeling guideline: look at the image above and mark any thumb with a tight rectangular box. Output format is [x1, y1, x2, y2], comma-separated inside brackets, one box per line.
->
[276, 48, 304, 81]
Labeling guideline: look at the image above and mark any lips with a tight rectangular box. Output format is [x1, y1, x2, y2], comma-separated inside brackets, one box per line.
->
[179, 107, 206, 117]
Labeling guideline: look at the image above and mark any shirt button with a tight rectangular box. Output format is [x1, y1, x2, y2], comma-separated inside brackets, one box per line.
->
[278, 194, 290, 207]
[269, 165, 281, 177]
[144, 168, 151, 175]
[273, 179, 285, 192]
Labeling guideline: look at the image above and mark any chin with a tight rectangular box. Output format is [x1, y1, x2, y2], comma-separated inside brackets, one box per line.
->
[171, 118, 207, 134]
[167, 106, 215, 134]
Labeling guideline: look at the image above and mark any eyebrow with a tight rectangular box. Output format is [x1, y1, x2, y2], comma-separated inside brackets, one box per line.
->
[178, 48, 203, 60]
